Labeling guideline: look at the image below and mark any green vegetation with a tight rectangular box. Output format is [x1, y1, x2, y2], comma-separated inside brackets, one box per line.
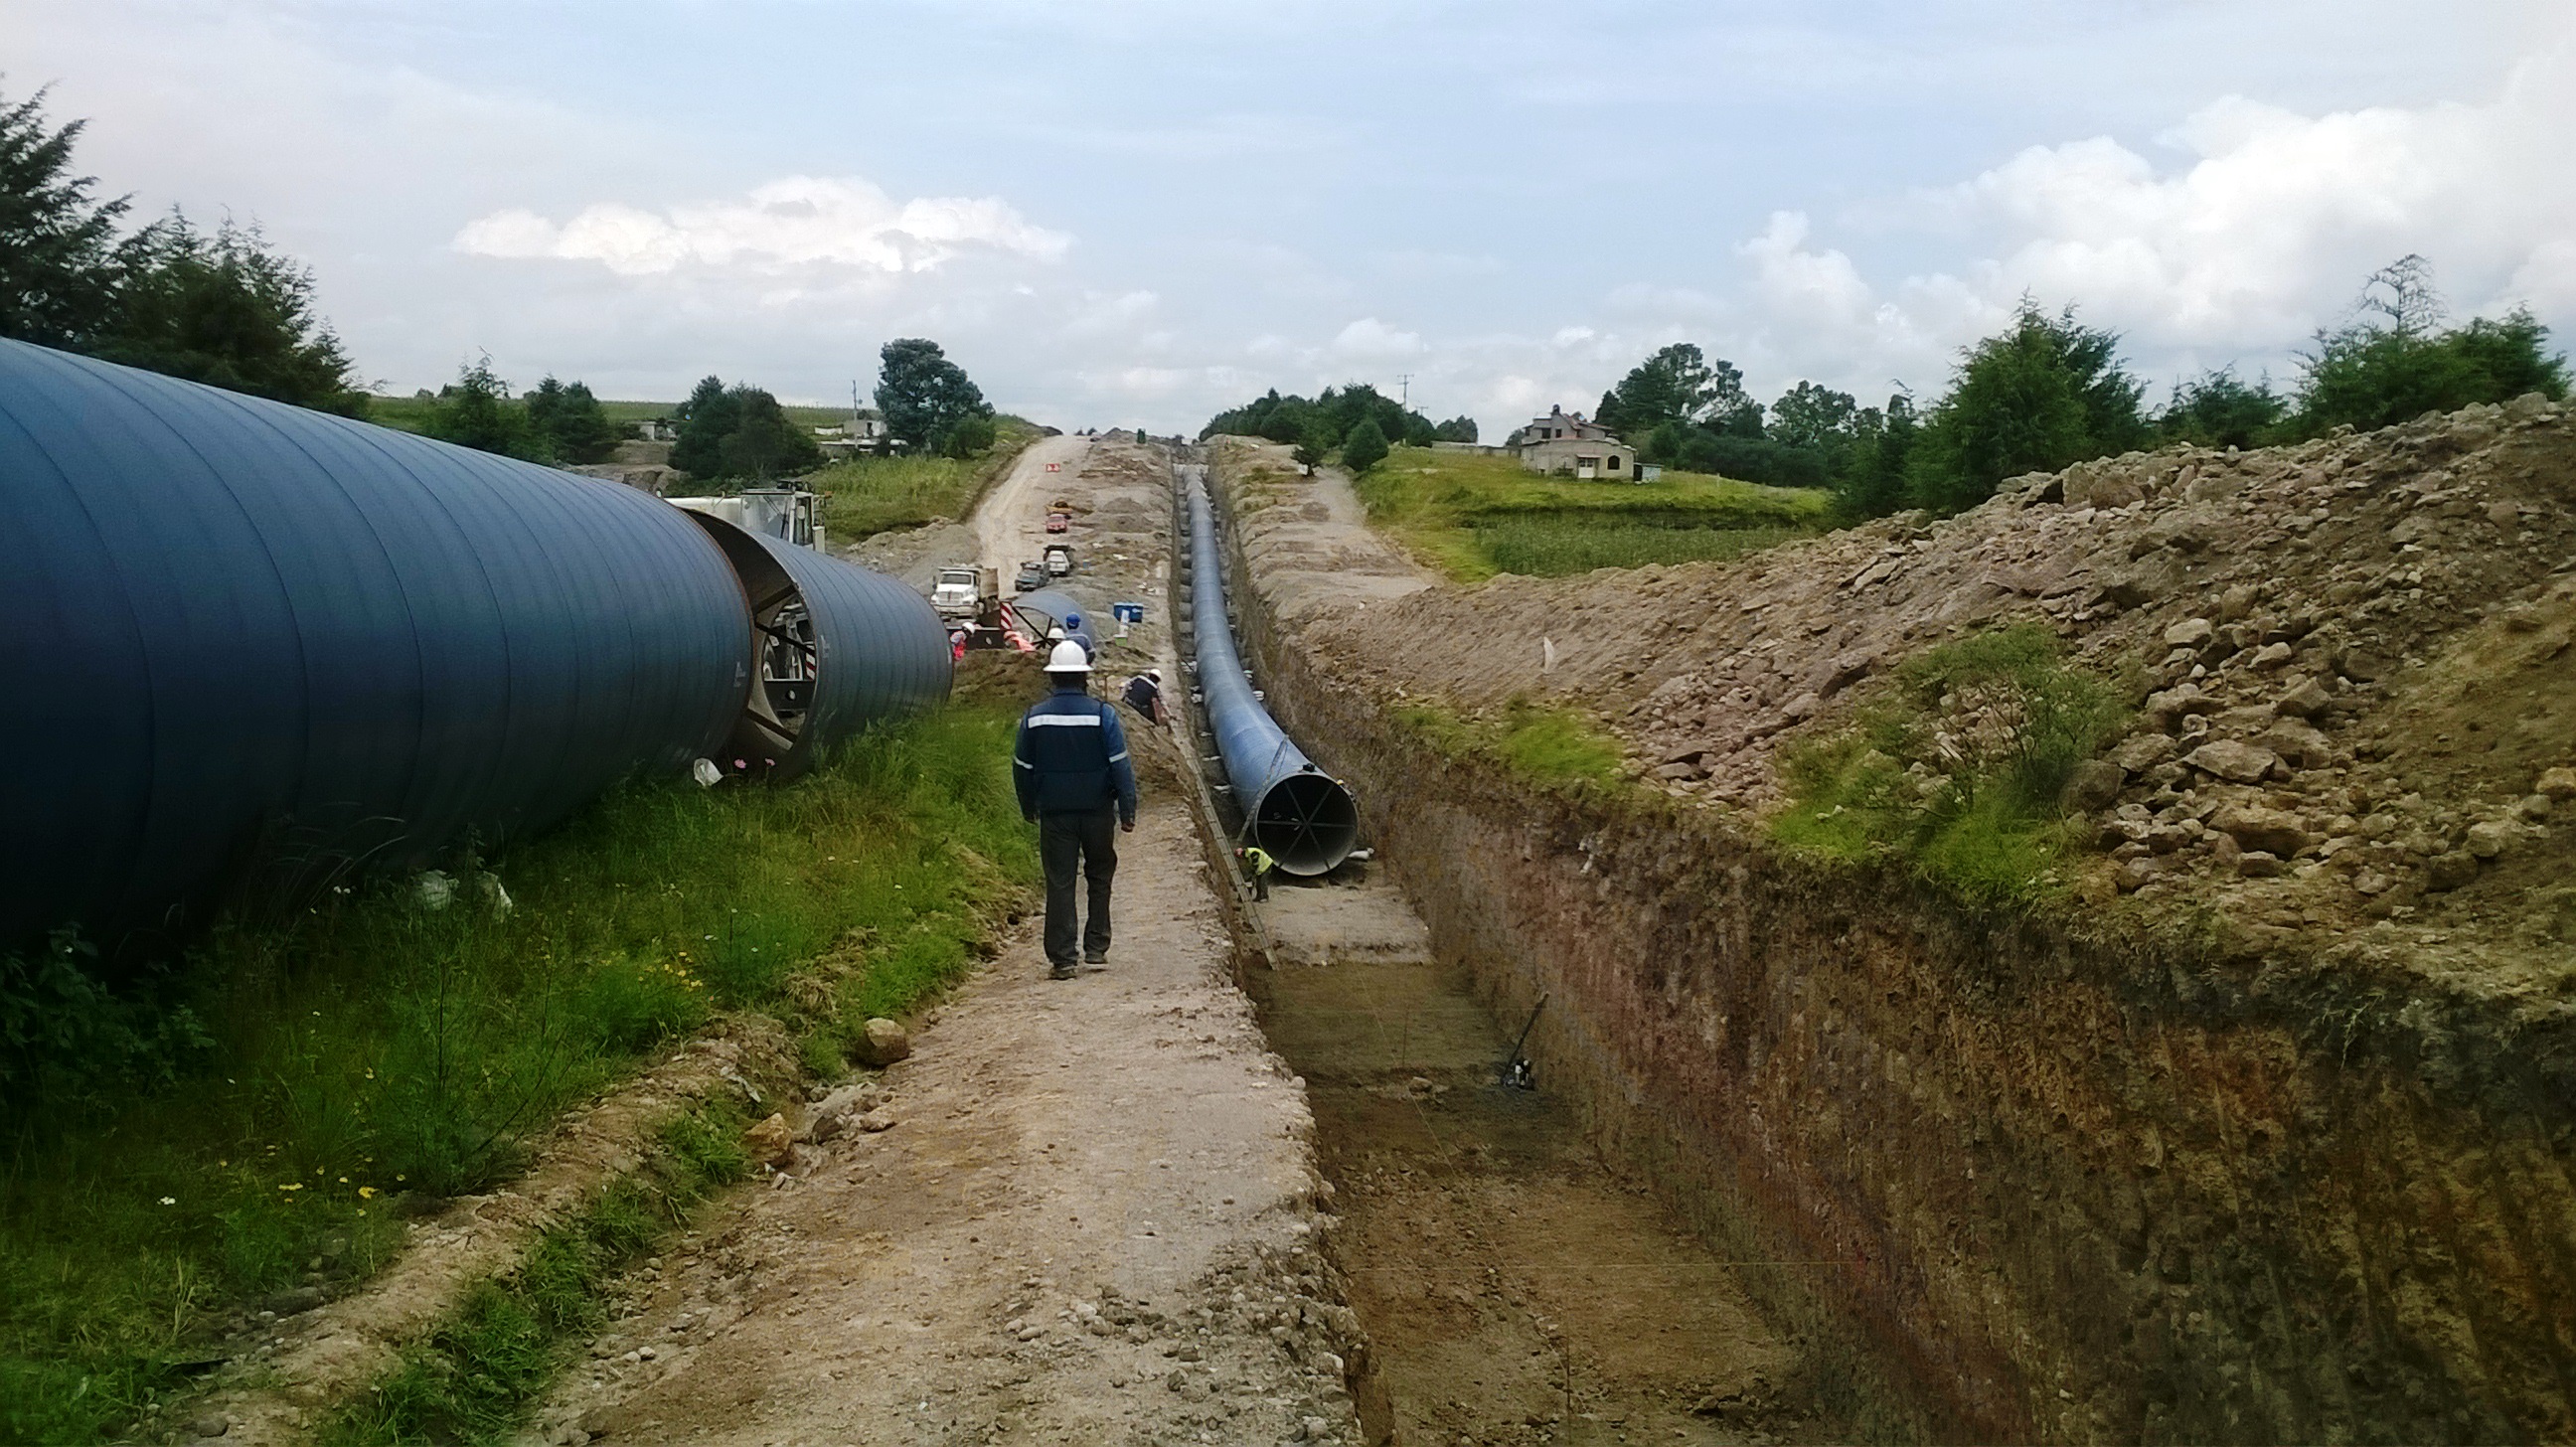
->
[811, 415, 1040, 542]
[1201, 382, 1456, 456]
[672, 374, 825, 482]
[1771, 624, 2123, 908]
[317, 1106, 748, 1447]
[1338, 415, 1389, 474]
[1904, 302, 2150, 515]
[0, 705, 1036, 1444]
[2287, 254, 2569, 436]
[0, 83, 365, 413]
[875, 337, 996, 457]
[1394, 697, 1627, 791]
[1349, 445, 1829, 582]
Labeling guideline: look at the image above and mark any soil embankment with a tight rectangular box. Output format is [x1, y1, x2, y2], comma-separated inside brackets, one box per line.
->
[1208, 406, 2576, 1443]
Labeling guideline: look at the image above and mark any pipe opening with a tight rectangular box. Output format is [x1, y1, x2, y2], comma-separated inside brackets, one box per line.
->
[683, 512, 817, 771]
[1251, 770, 1360, 877]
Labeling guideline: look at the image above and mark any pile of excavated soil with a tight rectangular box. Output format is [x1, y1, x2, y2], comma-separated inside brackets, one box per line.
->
[1309, 396, 2576, 984]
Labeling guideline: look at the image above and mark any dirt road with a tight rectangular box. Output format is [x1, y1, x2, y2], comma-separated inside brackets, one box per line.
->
[976, 434, 1095, 589]
[524, 443, 1365, 1447]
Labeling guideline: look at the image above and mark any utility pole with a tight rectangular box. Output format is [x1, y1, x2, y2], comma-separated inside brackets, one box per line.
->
[1396, 374, 1412, 408]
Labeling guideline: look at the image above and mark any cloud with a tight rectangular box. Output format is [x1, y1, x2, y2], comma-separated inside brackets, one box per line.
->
[455, 176, 1071, 276]
[1330, 317, 1423, 359]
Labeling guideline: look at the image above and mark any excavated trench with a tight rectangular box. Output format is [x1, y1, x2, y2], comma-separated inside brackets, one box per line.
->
[1242, 873, 1851, 1446]
[1171, 460, 1881, 1444]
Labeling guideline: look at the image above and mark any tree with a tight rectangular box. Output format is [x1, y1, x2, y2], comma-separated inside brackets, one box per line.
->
[1907, 302, 2147, 513]
[1836, 392, 1916, 520]
[424, 358, 525, 456]
[95, 211, 367, 415]
[716, 388, 821, 481]
[671, 375, 739, 478]
[876, 338, 992, 453]
[523, 376, 622, 463]
[1598, 343, 1720, 434]
[1432, 415, 1478, 443]
[0, 83, 127, 347]
[1293, 415, 1333, 469]
[1339, 416, 1389, 474]
[2289, 257, 2569, 434]
[2156, 368, 2284, 450]
[941, 412, 998, 458]
[1767, 381, 1859, 450]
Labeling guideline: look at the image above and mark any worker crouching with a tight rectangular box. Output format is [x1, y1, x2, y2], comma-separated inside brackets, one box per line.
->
[1014, 640, 1139, 979]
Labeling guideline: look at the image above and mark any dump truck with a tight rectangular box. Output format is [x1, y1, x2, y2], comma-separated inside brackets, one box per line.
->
[1043, 543, 1074, 577]
[930, 564, 995, 620]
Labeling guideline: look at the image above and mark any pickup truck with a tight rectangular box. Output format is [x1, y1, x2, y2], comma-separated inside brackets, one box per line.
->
[1013, 561, 1047, 594]
[929, 564, 995, 620]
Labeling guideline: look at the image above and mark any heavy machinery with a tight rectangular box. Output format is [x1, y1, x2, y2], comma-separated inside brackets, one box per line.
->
[1044, 543, 1075, 577]
[931, 564, 997, 620]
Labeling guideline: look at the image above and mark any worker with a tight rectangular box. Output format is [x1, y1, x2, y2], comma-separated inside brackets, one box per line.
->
[1122, 668, 1166, 725]
[1062, 610, 1097, 661]
[1237, 844, 1274, 901]
[1013, 640, 1138, 979]
[948, 627, 969, 662]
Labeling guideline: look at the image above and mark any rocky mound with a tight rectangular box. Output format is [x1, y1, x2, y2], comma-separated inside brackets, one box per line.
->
[1310, 395, 2576, 975]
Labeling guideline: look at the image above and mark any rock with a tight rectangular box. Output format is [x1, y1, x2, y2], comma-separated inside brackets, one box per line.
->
[1654, 761, 1700, 780]
[2274, 678, 2334, 719]
[2516, 794, 2553, 823]
[850, 1018, 913, 1067]
[2108, 733, 2176, 773]
[803, 1083, 882, 1144]
[2115, 857, 2163, 892]
[2537, 767, 2576, 803]
[259, 1285, 325, 1317]
[2143, 684, 2213, 731]
[2251, 642, 2295, 669]
[2425, 851, 2480, 891]
[2164, 617, 2216, 649]
[742, 1112, 795, 1167]
[857, 1107, 898, 1133]
[2214, 805, 2313, 858]
[188, 1414, 231, 1439]
[2236, 852, 2287, 879]
[2351, 869, 2393, 895]
[2465, 821, 2518, 861]
[2260, 720, 2334, 769]
[2184, 739, 2281, 784]
[2062, 759, 2125, 812]
[2337, 648, 2388, 683]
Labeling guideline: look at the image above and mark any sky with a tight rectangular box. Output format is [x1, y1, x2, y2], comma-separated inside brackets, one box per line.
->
[11, 1, 2574, 435]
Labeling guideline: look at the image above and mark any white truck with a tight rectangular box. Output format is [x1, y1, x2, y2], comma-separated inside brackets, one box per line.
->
[930, 565, 996, 620]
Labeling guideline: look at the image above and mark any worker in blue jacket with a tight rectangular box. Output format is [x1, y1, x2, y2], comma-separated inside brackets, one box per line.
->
[1014, 640, 1140, 978]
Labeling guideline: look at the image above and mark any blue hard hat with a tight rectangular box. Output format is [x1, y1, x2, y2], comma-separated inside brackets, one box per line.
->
[1064, 611, 1082, 627]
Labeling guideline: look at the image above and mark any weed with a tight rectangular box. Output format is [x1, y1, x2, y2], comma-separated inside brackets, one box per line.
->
[1771, 624, 2122, 908]
[0, 704, 1035, 1443]
[319, 1102, 750, 1447]
[1396, 697, 1628, 790]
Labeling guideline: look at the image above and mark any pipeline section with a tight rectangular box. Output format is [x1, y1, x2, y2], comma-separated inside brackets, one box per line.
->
[0, 339, 948, 948]
[1183, 473, 1358, 876]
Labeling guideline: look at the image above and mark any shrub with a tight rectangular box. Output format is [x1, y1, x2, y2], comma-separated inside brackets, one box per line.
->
[1339, 416, 1389, 474]
[1772, 624, 2121, 907]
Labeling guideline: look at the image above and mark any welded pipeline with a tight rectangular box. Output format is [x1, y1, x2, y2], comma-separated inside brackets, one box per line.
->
[1183, 474, 1358, 876]
[0, 339, 947, 950]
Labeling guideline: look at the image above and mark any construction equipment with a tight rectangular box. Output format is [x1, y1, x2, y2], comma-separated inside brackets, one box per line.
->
[931, 564, 996, 620]
[1043, 543, 1075, 577]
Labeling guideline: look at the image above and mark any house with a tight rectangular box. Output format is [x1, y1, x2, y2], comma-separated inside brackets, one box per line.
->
[1505, 404, 1637, 480]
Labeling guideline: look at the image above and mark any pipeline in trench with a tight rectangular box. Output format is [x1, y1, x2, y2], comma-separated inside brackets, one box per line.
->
[1164, 455, 1864, 1445]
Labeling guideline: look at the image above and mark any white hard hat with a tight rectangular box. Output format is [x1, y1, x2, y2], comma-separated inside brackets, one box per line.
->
[1047, 626, 1066, 641]
[1044, 640, 1091, 673]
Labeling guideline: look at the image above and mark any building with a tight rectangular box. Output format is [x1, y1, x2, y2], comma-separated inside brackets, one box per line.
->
[1505, 404, 1638, 480]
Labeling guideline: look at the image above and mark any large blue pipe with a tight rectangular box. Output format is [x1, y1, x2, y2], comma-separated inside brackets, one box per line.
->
[0, 339, 945, 949]
[1184, 473, 1357, 876]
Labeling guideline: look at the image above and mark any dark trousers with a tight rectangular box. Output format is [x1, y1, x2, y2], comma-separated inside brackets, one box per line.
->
[1039, 806, 1118, 965]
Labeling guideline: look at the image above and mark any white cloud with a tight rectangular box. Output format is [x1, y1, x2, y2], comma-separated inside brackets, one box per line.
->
[1330, 317, 1424, 359]
[455, 176, 1071, 276]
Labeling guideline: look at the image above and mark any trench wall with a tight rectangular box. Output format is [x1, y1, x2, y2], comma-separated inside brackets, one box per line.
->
[1207, 461, 2576, 1445]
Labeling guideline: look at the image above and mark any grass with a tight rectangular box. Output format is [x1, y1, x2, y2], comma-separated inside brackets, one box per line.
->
[1769, 624, 2123, 909]
[810, 417, 1042, 542]
[0, 703, 1037, 1444]
[315, 1105, 749, 1447]
[1346, 445, 1830, 582]
[1394, 697, 1629, 791]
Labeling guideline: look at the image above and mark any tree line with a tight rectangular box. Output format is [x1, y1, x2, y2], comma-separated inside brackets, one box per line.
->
[1, 83, 368, 414]
[1596, 253, 2566, 519]
[1201, 384, 1477, 470]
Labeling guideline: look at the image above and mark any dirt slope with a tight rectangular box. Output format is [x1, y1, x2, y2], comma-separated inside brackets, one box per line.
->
[1292, 396, 2576, 982]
